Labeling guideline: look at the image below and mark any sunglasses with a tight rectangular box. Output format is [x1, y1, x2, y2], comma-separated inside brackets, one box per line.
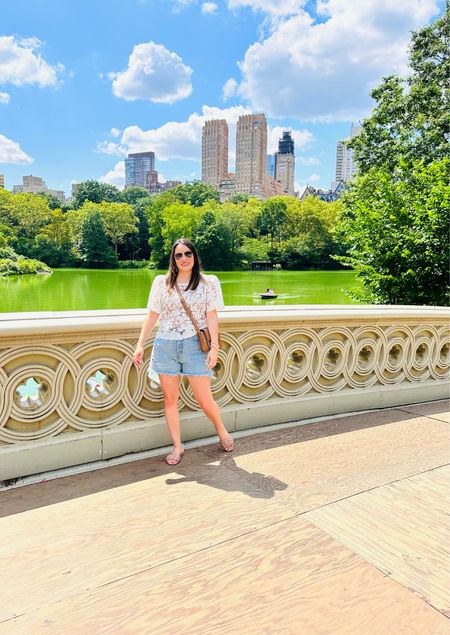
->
[174, 250, 193, 260]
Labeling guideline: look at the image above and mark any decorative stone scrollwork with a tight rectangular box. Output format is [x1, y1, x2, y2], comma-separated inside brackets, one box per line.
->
[0, 313, 448, 445]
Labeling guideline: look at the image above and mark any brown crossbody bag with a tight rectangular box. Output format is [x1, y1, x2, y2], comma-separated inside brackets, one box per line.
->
[175, 282, 212, 353]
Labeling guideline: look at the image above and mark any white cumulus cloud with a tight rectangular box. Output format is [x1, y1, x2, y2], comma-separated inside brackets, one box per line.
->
[202, 2, 218, 13]
[100, 161, 125, 189]
[110, 127, 121, 138]
[0, 36, 63, 87]
[0, 134, 33, 164]
[109, 41, 193, 104]
[222, 78, 238, 100]
[0, 92, 10, 104]
[96, 140, 124, 156]
[234, 0, 441, 121]
[228, 0, 304, 15]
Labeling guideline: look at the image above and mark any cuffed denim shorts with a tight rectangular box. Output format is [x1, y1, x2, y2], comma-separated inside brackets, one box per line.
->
[149, 335, 212, 378]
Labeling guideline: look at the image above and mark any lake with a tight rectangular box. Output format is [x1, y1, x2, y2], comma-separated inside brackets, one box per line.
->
[0, 269, 362, 312]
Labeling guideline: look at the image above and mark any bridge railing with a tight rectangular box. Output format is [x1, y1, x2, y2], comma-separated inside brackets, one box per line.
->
[1, 305, 449, 481]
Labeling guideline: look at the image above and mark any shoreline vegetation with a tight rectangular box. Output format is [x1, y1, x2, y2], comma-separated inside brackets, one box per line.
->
[0, 183, 348, 278]
[0, 246, 52, 277]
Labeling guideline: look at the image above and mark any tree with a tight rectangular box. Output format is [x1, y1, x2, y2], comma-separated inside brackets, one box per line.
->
[79, 211, 118, 268]
[132, 206, 150, 260]
[348, 12, 449, 174]
[171, 181, 220, 207]
[65, 207, 89, 247]
[242, 197, 263, 237]
[0, 190, 53, 257]
[98, 202, 138, 255]
[239, 236, 270, 264]
[337, 14, 450, 305]
[216, 202, 248, 265]
[229, 193, 249, 204]
[34, 209, 74, 266]
[194, 212, 234, 270]
[337, 159, 449, 305]
[141, 191, 179, 266]
[122, 186, 150, 206]
[0, 190, 52, 238]
[36, 191, 69, 212]
[279, 213, 336, 270]
[72, 180, 123, 208]
[256, 198, 287, 247]
[161, 203, 203, 255]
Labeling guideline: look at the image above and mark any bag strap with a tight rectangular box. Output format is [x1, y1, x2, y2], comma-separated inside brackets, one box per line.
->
[175, 282, 202, 336]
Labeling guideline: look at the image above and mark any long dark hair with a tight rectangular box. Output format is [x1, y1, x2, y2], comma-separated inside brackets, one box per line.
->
[166, 238, 204, 291]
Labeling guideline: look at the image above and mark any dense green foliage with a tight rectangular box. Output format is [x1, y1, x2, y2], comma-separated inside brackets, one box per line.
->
[0, 177, 345, 274]
[337, 159, 449, 304]
[79, 211, 118, 268]
[338, 13, 449, 305]
[170, 181, 220, 207]
[0, 245, 51, 276]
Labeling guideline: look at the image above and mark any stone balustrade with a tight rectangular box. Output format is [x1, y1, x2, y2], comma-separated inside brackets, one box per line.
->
[1, 305, 449, 481]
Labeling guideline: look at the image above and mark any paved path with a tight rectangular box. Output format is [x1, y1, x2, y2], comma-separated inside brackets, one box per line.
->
[0, 401, 449, 634]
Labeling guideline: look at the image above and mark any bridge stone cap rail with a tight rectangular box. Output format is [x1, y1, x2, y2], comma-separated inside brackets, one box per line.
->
[1, 305, 449, 338]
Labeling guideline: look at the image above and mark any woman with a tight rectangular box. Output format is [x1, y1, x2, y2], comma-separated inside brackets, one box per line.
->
[133, 238, 234, 466]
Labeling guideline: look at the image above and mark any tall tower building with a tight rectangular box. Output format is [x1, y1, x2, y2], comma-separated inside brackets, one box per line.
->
[235, 114, 267, 195]
[0, 175, 4, 189]
[201, 119, 228, 188]
[275, 131, 295, 196]
[266, 154, 276, 178]
[125, 151, 155, 188]
[335, 124, 361, 183]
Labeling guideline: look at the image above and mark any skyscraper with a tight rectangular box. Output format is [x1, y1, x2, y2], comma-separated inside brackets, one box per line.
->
[335, 124, 361, 183]
[125, 151, 155, 188]
[201, 119, 228, 188]
[235, 113, 267, 195]
[266, 154, 276, 178]
[275, 131, 295, 196]
[0, 175, 4, 189]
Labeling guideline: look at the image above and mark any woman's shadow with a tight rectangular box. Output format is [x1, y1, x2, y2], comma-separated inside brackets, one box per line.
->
[165, 456, 287, 499]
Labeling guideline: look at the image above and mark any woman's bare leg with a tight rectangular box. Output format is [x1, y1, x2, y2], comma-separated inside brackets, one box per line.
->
[159, 374, 183, 461]
[188, 376, 233, 449]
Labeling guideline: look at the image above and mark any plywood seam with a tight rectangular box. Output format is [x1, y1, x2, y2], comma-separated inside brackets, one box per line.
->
[300, 461, 450, 518]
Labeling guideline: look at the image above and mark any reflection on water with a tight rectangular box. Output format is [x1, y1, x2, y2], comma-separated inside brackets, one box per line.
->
[0, 268, 362, 312]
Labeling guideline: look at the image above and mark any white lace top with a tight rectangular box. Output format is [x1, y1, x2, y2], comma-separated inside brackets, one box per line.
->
[147, 274, 224, 340]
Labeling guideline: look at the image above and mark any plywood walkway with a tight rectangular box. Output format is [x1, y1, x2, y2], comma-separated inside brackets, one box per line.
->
[0, 400, 449, 634]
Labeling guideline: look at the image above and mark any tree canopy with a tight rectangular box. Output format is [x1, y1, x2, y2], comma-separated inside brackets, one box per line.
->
[337, 13, 449, 305]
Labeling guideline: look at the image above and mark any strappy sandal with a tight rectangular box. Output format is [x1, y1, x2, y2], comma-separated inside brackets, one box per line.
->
[220, 436, 234, 452]
[165, 450, 184, 465]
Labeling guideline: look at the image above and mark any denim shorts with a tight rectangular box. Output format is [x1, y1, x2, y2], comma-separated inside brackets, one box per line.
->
[149, 335, 212, 378]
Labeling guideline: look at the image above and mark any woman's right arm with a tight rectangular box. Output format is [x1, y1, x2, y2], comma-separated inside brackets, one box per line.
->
[133, 310, 159, 368]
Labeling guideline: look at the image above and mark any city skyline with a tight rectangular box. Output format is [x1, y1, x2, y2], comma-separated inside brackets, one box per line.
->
[0, 0, 445, 196]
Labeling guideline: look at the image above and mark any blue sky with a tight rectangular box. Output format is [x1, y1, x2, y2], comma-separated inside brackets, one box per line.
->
[0, 0, 444, 196]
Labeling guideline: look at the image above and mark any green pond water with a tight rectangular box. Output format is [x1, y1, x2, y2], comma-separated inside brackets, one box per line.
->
[0, 269, 362, 312]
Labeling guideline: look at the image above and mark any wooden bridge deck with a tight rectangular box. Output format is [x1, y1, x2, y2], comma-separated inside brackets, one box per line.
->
[0, 400, 449, 634]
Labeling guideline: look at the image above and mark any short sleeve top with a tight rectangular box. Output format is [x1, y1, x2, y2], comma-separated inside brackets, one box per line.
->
[146, 274, 224, 340]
